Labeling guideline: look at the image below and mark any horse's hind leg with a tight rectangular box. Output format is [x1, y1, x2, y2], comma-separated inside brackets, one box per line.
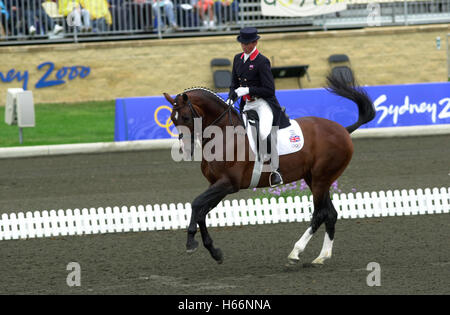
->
[287, 226, 314, 264]
[287, 182, 330, 265]
[311, 193, 337, 265]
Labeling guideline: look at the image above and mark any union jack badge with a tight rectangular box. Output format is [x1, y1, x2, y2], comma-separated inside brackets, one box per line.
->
[289, 135, 300, 143]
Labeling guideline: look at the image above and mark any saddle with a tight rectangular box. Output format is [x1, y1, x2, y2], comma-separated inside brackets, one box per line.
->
[242, 108, 304, 188]
[243, 110, 304, 158]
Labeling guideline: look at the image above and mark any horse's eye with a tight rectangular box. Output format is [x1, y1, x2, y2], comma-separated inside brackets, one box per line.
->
[182, 116, 190, 123]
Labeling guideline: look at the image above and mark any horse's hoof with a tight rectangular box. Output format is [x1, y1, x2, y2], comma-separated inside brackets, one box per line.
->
[186, 240, 199, 254]
[186, 247, 198, 254]
[302, 263, 317, 268]
[286, 258, 299, 266]
[212, 248, 224, 264]
[312, 256, 330, 265]
[285, 261, 299, 269]
[311, 258, 325, 265]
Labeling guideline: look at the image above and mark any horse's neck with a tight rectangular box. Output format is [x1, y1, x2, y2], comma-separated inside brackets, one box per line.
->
[193, 95, 238, 128]
[206, 104, 241, 129]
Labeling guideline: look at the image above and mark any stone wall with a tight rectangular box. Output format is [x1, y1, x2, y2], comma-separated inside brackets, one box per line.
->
[0, 23, 448, 104]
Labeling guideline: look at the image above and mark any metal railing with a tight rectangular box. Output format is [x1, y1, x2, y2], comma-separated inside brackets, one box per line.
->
[0, 0, 449, 45]
[447, 33, 450, 81]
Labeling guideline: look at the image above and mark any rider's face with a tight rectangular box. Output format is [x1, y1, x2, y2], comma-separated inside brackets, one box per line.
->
[241, 41, 258, 55]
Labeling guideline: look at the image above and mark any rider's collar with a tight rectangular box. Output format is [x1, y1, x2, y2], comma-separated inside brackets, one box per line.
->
[240, 48, 259, 62]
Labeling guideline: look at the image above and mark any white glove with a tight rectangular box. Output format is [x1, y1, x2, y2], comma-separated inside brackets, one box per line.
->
[235, 87, 249, 98]
[225, 99, 234, 106]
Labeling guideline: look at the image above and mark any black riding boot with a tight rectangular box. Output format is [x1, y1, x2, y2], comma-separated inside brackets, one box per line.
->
[266, 133, 284, 187]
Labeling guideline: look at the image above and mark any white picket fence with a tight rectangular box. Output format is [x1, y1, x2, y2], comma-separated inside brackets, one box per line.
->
[0, 187, 449, 241]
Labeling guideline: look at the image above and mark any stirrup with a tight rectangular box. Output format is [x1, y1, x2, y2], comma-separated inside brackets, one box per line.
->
[269, 170, 284, 188]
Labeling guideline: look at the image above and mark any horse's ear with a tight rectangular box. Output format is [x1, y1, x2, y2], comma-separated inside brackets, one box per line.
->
[163, 93, 175, 106]
[182, 93, 188, 102]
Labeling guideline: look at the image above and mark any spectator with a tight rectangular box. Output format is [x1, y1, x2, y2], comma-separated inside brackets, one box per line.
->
[196, 0, 214, 29]
[58, 0, 91, 32]
[80, 0, 112, 32]
[214, 0, 238, 28]
[176, 0, 198, 28]
[3, 0, 21, 36]
[152, 0, 178, 32]
[108, 0, 128, 31]
[128, 0, 152, 32]
[24, 0, 64, 36]
[0, 0, 7, 37]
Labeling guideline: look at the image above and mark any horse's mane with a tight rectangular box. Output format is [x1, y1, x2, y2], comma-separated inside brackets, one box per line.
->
[183, 87, 228, 107]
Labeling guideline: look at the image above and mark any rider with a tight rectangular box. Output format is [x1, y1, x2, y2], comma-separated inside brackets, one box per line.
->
[226, 27, 290, 187]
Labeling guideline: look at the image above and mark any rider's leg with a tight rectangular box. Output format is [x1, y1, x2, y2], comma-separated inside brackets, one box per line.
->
[268, 127, 283, 187]
[246, 100, 284, 187]
[247, 99, 272, 160]
[254, 102, 283, 187]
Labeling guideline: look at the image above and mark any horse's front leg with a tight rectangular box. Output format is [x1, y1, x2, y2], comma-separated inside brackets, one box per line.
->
[186, 213, 200, 253]
[187, 179, 235, 263]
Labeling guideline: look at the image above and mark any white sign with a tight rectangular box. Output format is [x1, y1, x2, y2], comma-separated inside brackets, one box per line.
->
[261, 0, 347, 17]
[5, 89, 35, 128]
[16, 91, 35, 128]
[5, 88, 23, 126]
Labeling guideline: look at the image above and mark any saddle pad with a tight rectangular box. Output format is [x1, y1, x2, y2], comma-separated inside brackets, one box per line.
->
[244, 118, 304, 157]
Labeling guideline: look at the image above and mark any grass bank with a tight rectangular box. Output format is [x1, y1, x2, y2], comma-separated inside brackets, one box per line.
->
[0, 101, 114, 147]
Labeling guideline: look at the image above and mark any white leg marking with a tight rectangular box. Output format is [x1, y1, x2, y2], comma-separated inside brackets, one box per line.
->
[288, 227, 313, 262]
[312, 232, 334, 265]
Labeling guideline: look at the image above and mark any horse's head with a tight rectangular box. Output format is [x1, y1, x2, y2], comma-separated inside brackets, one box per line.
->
[163, 92, 201, 133]
[164, 92, 203, 158]
[164, 88, 242, 158]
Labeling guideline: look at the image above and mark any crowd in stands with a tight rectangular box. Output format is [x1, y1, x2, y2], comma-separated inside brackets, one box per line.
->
[1, 0, 64, 37]
[0, 0, 240, 39]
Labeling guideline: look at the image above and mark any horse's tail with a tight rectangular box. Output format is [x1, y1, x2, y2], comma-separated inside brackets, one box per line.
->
[326, 71, 376, 134]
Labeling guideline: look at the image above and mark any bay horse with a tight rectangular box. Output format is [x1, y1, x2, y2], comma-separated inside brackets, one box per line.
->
[163, 73, 375, 265]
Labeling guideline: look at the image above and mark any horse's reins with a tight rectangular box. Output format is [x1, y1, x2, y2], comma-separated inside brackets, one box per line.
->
[188, 98, 235, 129]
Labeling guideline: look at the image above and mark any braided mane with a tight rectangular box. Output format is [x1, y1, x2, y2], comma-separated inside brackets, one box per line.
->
[183, 87, 228, 107]
[182, 86, 243, 125]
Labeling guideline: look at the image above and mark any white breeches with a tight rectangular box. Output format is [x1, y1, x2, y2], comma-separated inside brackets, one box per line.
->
[243, 98, 273, 141]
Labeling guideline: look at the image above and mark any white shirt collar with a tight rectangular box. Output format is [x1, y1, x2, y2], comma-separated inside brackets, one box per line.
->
[244, 47, 257, 63]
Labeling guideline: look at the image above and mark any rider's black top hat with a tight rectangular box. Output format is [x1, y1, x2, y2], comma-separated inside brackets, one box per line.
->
[237, 27, 260, 44]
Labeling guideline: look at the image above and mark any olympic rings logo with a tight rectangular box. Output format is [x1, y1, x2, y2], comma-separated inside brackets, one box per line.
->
[154, 105, 178, 138]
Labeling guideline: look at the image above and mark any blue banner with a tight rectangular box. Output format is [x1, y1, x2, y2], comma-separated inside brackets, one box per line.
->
[115, 82, 450, 141]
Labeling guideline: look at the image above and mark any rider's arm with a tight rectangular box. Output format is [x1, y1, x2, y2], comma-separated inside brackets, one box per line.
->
[228, 55, 240, 101]
[249, 58, 275, 99]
